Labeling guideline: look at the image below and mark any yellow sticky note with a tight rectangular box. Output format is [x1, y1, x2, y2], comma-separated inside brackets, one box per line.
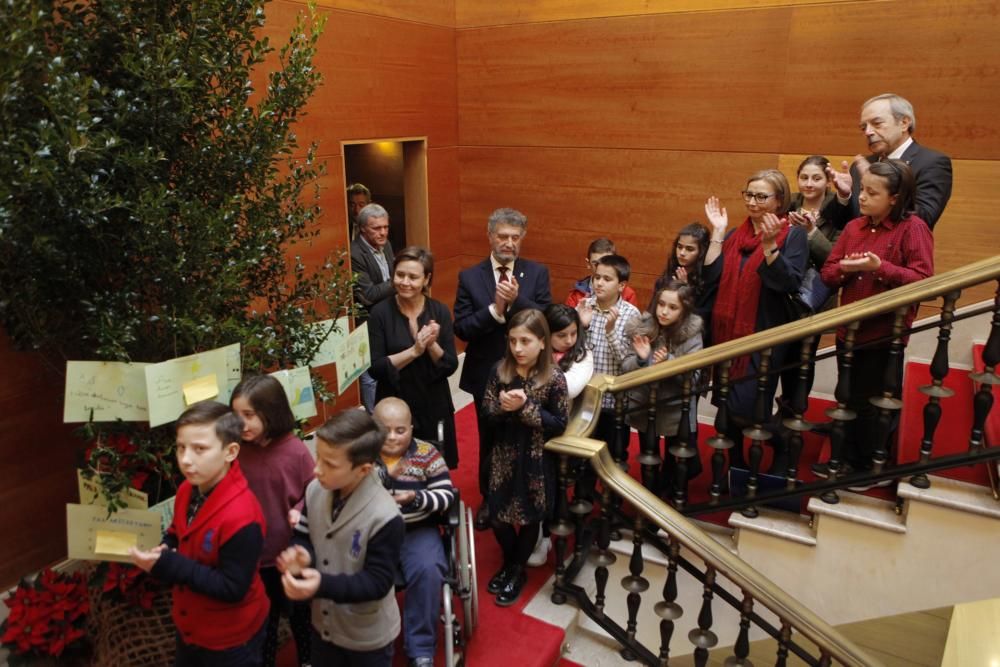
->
[182, 374, 219, 405]
[94, 529, 138, 555]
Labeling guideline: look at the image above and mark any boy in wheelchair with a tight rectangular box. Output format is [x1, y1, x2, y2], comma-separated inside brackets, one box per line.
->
[373, 398, 457, 667]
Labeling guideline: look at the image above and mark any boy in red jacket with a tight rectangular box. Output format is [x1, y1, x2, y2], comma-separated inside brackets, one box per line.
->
[130, 400, 270, 666]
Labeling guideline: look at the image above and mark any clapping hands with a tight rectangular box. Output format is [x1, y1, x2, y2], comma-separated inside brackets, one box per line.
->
[499, 388, 527, 412]
[494, 275, 520, 313]
[412, 320, 441, 355]
[839, 251, 881, 273]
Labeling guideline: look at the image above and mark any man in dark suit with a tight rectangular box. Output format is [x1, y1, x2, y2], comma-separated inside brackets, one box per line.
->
[454, 207, 552, 529]
[350, 203, 395, 412]
[848, 93, 952, 230]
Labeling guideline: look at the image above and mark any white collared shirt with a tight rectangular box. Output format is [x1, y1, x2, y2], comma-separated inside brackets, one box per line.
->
[887, 137, 914, 161]
[488, 255, 516, 323]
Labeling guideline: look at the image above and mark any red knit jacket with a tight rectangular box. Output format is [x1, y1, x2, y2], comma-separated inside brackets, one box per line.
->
[160, 461, 270, 650]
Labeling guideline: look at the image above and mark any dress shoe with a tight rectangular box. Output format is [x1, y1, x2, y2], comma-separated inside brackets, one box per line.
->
[495, 565, 526, 606]
[474, 503, 490, 531]
[409, 658, 434, 667]
[487, 564, 512, 595]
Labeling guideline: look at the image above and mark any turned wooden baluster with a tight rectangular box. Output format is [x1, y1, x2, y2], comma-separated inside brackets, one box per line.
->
[822, 322, 860, 505]
[912, 291, 960, 488]
[775, 620, 792, 667]
[688, 566, 719, 666]
[782, 334, 816, 486]
[592, 485, 616, 619]
[655, 537, 683, 664]
[818, 650, 832, 667]
[613, 392, 628, 468]
[550, 455, 574, 604]
[707, 360, 735, 503]
[569, 474, 593, 565]
[741, 347, 774, 518]
[637, 385, 662, 493]
[869, 307, 909, 475]
[724, 592, 754, 667]
[670, 373, 698, 510]
[619, 514, 650, 661]
[969, 281, 1000, 499]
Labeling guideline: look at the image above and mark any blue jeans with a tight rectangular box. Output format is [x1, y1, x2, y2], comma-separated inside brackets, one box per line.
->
[175, 619, 266, 667]
[360, 370, 377, 413]
[311, 630, 393, 666]
[400, 525, 447, 660]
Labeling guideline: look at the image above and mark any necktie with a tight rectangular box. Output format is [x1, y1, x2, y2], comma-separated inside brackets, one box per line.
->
[498, 266, 510, 284]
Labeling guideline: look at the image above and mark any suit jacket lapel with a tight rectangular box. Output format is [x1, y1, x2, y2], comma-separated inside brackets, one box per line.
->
[480, 259, 496, 299]
[900, 140, 920, 166]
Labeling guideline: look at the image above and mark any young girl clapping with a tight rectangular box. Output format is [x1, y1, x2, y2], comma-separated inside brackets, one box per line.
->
[623, 280, 704, 497]
[482, 309, 569, 606]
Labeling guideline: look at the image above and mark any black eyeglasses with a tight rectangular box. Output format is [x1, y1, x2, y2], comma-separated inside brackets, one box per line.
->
[741, 191, 776, 204]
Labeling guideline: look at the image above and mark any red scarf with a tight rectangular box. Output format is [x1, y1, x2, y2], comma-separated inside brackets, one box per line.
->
[712, 217, 790, 378]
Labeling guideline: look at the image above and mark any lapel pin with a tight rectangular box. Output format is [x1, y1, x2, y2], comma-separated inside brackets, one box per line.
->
[519, 272, 524, 278]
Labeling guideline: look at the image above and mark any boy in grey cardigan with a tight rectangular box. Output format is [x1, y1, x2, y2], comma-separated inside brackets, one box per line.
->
[279, 410, 405, 666]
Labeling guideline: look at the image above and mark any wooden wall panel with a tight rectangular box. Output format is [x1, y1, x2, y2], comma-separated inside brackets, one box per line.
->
[458, 146, 779, 307]
[456, 0, 855, 28]
[313, 0, 454, 27]
[781, 0, 1000, 160]
[457, 10, 792, 152]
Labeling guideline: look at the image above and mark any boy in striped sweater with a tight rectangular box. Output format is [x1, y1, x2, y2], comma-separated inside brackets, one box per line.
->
[373, 398, 456, 667]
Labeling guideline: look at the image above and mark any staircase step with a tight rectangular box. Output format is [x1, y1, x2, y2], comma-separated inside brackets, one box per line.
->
[728, 506, 816, 546]
[807, 490, 906, 534]
[898, 474, 1000, 520]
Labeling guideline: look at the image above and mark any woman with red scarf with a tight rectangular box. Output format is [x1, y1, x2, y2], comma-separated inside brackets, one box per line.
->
[703, 169, 808, 473]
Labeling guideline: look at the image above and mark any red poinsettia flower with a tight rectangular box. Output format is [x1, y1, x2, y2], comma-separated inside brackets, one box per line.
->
[0, 569, 90, 658]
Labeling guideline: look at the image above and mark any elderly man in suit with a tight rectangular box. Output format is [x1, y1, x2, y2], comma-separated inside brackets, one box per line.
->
[846, 93, 952, 230]
[351, 203, 395, 412]
[454, 207, 552, 530]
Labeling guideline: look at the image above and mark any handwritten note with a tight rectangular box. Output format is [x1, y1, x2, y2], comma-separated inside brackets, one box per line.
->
[64, 361, 149, 423]
[270, 366, 317, 421]
[67, 503, 162, 563]
[337, 323, 371, 394]
[301, 317, 350, 368]
[149, 495, 176, 533]
[77, 470, 148, 510]
[144, 343, 241, 427]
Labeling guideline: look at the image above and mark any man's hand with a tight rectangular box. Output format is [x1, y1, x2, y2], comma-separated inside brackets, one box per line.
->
[826, 160, 853, 199]
[604, 306, 620, 334]
[852, 155, 872, 179]
[495, 276, 519, 313]
[128, 544, 167, 573]
[282, 568, 321, 601]
[839, 251, 881, 273]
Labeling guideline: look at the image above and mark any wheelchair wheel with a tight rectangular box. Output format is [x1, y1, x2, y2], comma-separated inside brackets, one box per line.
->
[461, 502, 479, 634]
[442, 581, 463, 666]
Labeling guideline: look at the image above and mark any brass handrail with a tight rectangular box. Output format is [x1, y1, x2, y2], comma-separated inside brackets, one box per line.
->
[547, 433, 879, 666]
[597, 254, 1000, 394]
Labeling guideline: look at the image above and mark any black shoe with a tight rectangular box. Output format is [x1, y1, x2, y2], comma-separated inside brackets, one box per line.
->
[409, 658, 434, 667]
[811, 461, 854, 479]
[487, 565, 511, 595]
[495, 566, 526, 606]
[474, 503, 490, 531]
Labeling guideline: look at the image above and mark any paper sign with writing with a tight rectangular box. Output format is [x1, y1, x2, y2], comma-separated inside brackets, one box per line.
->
[149, 495, 176, 534]
[64, 361, 149, 423]
[270, 366, 317, 421]
[77, 470, 148, 510]
[144, 343, 241, 427]
[67, 503, 162, 563]
[336, 323, 371, 394]
[182, 373, 219, 405]
[302, 316, 350, 368]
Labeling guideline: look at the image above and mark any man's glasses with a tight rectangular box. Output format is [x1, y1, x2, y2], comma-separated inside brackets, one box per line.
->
[741, 191, 776, 204]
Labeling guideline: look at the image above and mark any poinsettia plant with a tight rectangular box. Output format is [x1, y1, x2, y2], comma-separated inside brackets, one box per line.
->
[0, 568, 90, 664]
[92, 562, 166, 611]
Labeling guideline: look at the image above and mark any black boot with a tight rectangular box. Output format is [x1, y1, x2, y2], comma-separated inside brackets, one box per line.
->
[495, 565, 526, 606]
[487, 564, 512, 595]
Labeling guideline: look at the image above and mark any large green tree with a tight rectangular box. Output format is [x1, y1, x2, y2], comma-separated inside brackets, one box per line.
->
[0, 0, 348, 504]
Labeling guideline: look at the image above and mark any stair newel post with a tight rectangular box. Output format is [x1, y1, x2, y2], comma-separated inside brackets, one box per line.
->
[913, 290, 960, 488]
[638, 385, 662, 493]
[654, 537, 683, 664]
[619, 514, 650, 661]
[688, 566, 719, 667]
[707, 360, 735, 503]
[775, 621, 792, 667]
[592, 485, 616, 618]
[550, 454, 574, 604]
[969, 282, 1000, 498]
[670, 372, 697, 510]
[724, 592, 754, 667]
[782, 334, 816, 487]
[742, 347, 774, 519]
[822, 322, 860, 505]
[870, 306, 909, 475]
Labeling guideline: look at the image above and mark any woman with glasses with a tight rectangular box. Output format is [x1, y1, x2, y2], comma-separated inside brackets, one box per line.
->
[702, 169, 808, 475]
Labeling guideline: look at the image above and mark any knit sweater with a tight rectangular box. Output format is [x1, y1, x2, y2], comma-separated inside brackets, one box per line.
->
[379, 438, 455, 527]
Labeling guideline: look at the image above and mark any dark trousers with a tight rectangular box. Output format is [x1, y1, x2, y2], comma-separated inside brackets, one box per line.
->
[841, 345, 901, 469]
[399, 526, 447, 660]
[259, 566, 312, 667]
[175, 618, 266, 667]
[310, 631, 394, 667]
[474, 391, 494, 501]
